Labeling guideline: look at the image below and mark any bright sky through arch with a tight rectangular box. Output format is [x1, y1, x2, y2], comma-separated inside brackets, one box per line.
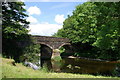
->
[25, 2, 85, 36]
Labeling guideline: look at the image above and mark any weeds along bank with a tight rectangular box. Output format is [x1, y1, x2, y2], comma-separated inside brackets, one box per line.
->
[1, 57, 120, 79]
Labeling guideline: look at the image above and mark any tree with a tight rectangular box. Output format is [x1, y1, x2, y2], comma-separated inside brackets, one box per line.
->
[2, 2, 30, 62]
[56, 2, 98, 43]
[92, 2, 120, 60]
[55, 2, 120, 60]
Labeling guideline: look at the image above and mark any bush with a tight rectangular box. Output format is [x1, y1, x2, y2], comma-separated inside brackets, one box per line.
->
[20, 43, 40, 66]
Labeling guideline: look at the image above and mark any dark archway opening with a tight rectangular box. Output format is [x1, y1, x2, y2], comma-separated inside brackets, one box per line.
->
[40, 44, 53, 60]
[40, 44, 53, 69]
[59, 44, 74, 59]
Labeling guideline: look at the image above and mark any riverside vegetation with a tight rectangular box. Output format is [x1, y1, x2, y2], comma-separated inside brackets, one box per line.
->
[1, 57, 120, 79]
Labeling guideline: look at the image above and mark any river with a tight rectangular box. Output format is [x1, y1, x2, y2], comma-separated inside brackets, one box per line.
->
[40, 57, 120, 76]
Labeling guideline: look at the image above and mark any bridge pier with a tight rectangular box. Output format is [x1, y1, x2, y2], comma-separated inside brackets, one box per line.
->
[51, 49, 61, 59]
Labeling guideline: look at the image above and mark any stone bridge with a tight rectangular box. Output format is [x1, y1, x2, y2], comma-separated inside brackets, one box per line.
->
[33, 36, 71, 49]
[33, 36, 73, 59]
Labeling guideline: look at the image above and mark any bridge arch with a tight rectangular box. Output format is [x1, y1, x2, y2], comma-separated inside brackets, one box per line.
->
[33, 36, 71, 59]
[58, 43, 74, 59]
[58, 43, 71, 49]
[40, 44, 53, 60]
[39, 43, 53, 50]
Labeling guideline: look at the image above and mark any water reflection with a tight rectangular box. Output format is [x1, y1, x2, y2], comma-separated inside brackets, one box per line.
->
[41, 57, 120, 76]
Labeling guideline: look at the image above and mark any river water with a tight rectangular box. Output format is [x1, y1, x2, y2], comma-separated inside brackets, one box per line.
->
[41, 57, 120, 76]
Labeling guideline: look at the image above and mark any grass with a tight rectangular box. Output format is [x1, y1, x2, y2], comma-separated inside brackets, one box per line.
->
[1, 57, 120, 79]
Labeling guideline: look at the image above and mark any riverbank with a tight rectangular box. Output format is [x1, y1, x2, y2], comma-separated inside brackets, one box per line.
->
[1, 57, 119, 79]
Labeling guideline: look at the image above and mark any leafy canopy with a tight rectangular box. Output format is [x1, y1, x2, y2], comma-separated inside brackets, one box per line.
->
[2, 2, 30, 62]
[54, 2, 120, 60]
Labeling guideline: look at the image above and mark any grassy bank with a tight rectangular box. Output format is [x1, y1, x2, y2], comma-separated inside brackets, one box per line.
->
[1, 57, 119, 79]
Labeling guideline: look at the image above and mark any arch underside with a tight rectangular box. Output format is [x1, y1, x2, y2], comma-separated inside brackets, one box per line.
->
[39, 42, 72, 60]
[39, 42, 53, 49]
[58, 43, 71, 49]
[38, 42, 71, 49]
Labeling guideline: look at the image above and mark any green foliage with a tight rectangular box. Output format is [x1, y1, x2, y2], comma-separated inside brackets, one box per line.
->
[111, 63, 120, 76]
[59, 47, 65, 53]
[20, 44, 40, 65]
[92, 2, 120, 50]
[2, 2, 31, 62]
[40, 64, 50, 72]
[2, 2, 29, 36]
[55, 2, 120, 60]
[52, 56, 62, 61]
[55, 2, 98, 43]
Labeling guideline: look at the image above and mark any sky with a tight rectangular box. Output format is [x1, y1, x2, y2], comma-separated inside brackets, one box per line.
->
[24, 2, 86, 36]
